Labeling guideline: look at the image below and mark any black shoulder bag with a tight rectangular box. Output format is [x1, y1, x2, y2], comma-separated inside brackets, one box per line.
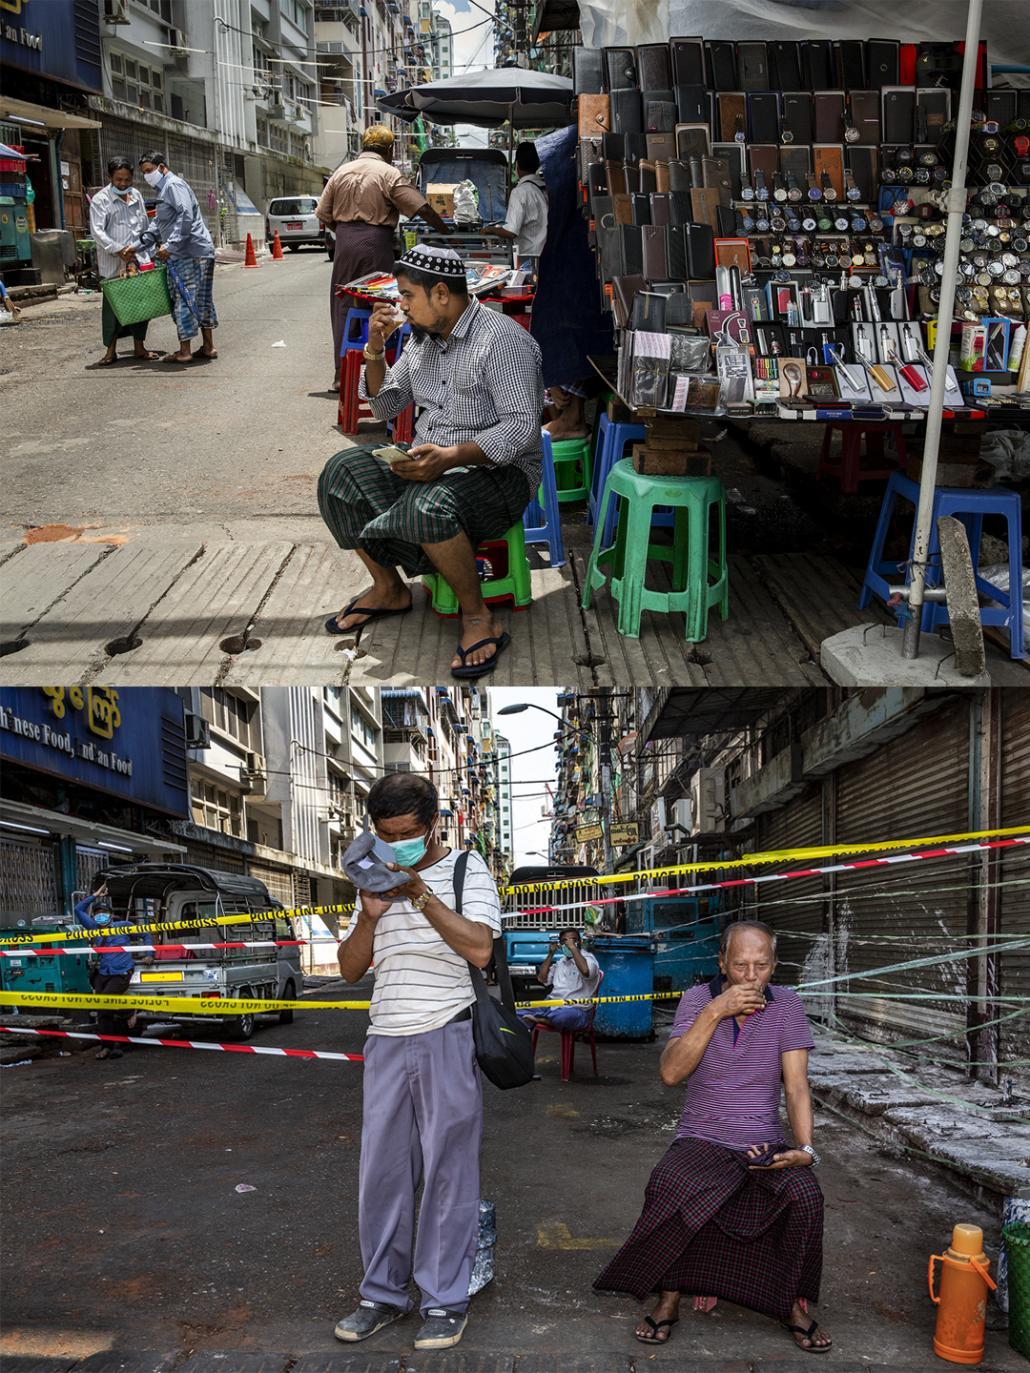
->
[453, 851, 535, 1090]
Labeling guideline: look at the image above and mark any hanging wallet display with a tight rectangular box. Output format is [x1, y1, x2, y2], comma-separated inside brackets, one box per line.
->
[714, 141, 745, 198]
[655, 161, 671, 192]
[645, 100, 677, 133]
[668, 160, 693, 192]
[578, 94, 610, 136]
[639, 161, 658, 194]
[768, 40, 802, 91]
[623, 133, 647, 163]
[604, 47, 638, 91]
[738, 41, 770, 91]
[867, 40, 900, 87]
[702, 155, 733, 204]
[780, 144, 813, 179]
[671, 37, 705, 86]
[668, 190, 693, 225]
[650, 192, 671, 226]
[748, 91, 781, 145]
[800, 40, 834, 91]
[846, 145, 879, 203]
[813, 145, 845, 201]
[611, 89, 643, 134]
[747, 144, 780, 182]
[642, 224, 670, 280]
[613, 192, 634, 226]
[850, 91, 881, 145]
[612, 273, 645, 328]
[630, 192, 652, 225]
[985, 89, 1017, 127]
[573, 48, 604, 96]
[620, 224, 644, 275]
[638, 43, 673, 91]
[685, 222, 715, 278]
[604, 160, 628, 195]
[690, 187, 721, 231]
[882, 88, 916, 144]
[675, 85, 710, 125]
[781, 92, 814, 146]
[717, 92, 747, 144]
[705, 41, 738, 90]
[646, 132, 676, 162]
[675, 123, 711, 161]
[915, 88, 950, 142]
[814, 92, 845, 144]
[835, 40, 867, 89]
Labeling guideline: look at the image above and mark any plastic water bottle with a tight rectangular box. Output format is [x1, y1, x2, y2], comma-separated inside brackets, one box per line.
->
[467, 1199, 496, 1296]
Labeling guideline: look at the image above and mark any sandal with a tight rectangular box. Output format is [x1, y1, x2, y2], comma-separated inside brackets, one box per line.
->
[451, 631, 511, 680]
[160, 352, 193, 364]
[97, 354, 120, 366]
[324, 595, 412, 635]
[134, 350, 161, 361]
[783, 1318, 832, 1354]
[635, 1315, 678, 1345]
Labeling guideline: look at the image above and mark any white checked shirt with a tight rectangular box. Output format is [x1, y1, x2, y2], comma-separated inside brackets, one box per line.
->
[88, 185, 150, 280]
[359, 296, 544, 489]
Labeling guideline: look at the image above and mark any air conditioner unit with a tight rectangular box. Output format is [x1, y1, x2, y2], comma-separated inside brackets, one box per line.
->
[690, 767, 726, 834]
[184, 712, 210, 749]
[671, 797, 693, 834]
[241, 751, 267, 789]
[167, 27, 187, 53]
[103, 0, 130, 23]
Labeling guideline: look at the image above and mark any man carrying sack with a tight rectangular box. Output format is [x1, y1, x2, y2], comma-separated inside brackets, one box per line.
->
[335, 772, 502, 1351]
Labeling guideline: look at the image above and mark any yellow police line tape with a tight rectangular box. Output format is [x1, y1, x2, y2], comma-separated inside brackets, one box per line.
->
[0, 989, 684, 1016]
[5, 823, 1028, 949]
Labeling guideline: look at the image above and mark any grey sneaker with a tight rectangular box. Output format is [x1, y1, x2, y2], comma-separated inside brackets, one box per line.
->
[413, 1308, 468, 1350]
[334, 1299, 406, 1342]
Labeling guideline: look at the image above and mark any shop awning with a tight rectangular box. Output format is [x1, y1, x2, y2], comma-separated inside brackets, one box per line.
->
[0, 799, 186, 858]
[0, 96, 101, 132]
[642, 689, 789, 741]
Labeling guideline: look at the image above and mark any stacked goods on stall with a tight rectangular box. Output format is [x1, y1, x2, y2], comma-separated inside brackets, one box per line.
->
[575, 36, 1030, 418]
[631, 416, 712, 477]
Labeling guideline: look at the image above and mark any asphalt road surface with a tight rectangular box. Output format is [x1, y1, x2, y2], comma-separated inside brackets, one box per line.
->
[0, 981, 1021, 1372]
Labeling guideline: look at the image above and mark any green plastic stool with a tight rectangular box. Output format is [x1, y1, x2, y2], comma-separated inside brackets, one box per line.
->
[422, 522, 532, 616]
[581, 459, 728, 641]
[549, 435, 592, 504]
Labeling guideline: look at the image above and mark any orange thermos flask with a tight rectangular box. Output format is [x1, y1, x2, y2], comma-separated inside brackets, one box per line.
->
[928, 1223, 998, 1364]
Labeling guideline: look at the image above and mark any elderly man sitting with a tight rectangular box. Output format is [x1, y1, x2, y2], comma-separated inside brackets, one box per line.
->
[594, 921, 831, 1355]
[317, 245, 543, 681]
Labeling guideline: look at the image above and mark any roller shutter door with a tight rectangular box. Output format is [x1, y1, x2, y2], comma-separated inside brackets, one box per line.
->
[999, 691, 1030, 1070]
[752, 784, 825, 1004]
[0, 835, 60, 923]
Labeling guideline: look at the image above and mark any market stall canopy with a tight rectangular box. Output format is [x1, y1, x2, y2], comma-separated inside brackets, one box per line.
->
[377, 68, 574, 129]
[0, 96, 101, 131]
[562, 0, 1030, 68]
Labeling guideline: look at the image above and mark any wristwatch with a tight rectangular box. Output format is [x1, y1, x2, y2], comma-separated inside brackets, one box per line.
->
[410, 889, 432, 912]
[800, 1144, 820, 1167]
[363, 343, 386, 361]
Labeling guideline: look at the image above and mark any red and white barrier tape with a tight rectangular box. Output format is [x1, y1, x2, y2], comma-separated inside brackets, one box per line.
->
[0, 1024, 364, 1063]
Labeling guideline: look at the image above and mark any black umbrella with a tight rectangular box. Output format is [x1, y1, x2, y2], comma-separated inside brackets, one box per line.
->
[377, 68, 574, 129]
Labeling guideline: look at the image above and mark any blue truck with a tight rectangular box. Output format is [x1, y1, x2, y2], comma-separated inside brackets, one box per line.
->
[502, 863, 599, 1002]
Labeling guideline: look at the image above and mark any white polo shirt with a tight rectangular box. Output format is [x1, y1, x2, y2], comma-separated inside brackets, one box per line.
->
[357, 848, 502, 1036]
[547, 948, 601, 1000]
[502, 173, 548, 257]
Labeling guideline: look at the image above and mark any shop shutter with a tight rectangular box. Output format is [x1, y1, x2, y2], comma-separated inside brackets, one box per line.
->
[246, 860, 294, 908]
[999, 691, 1030, 1069]
[75, 847, 108, 900]
[0, 836, 60, 923]
[184, 841, 246, 875]
[751, 783, 825, 1004]
[832, 698, 971, 1050]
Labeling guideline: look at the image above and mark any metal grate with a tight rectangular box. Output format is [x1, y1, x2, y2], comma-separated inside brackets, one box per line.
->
[75, 847, 108, 900]
[0, 837, 60, 923]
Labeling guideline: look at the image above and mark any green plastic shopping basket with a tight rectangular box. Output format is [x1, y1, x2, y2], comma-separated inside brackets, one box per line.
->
[101, 265, 172, 326]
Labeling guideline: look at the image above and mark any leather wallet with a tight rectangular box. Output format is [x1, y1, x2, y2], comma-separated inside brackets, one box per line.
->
[846, 145, 879, 202]
[639, 161, 658, 194]
[612, 273, 645, 328]
[850, 91, 881, 145]
[780, 144, 813, 179]
[631, 290, 668, 332]
[580, 137, 604, 182]
[814, 92, 845, 144]
[705, 41, 738, 91]
[800, 41, 834, 91]
[690, 187, 721, 231]
[620, 224, 644, 275]
[675, 123, 710, 161]
[813, 145, 845, 200]
[702, 155, 733, 205]
[713, 141, 745, 198]
[611, 89, 643, 134]
[654, 161, 671, 193]
[685, 222, 715, 278]
[985, 89, 1016, 127]
[573, 48, 604, 96]
[867, 40, 900, 87]
[748, 91, 781, 145]
[646, 132, 676, 162]
[604, 47, 638, 91]
[738, 41, 770, 91]
[675, 85, 710, 125]
[638, 44, 673, 91]
[623, 133, 648, 163]
[630, 192, 652, 226]
[645, 100, 677, 133]
[747, 144, 779, 181]
[596, 219, 623, 280]
[612, 192, 633, 226]
[667, 224, 687, 278]
[768, 41, 802, 91]
[668, 191, 693, 225]
[717, 91, 747, 144]
[604, 160, 627, 195]
[916, 88, 950, 142]
[602, 132, 625, 160]
[578, 94, 610, 136]
[882, 87, 916, 144]
[642, 224, 670, 281]
[622, 161, 641, 193]
[671, 38, 705, 86]
[650, 192, 671, 227]
[835, 40, 866, 89]
[589, 193, 612, 226]
[781, 92, 814, 146]
[668, 161, 693, 193]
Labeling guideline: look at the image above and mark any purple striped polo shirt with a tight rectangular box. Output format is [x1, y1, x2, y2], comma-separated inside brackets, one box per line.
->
[667, 975, 815, 1150]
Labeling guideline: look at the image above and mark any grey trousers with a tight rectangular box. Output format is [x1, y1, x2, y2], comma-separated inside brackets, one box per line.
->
[358, 1018, 482, 1314]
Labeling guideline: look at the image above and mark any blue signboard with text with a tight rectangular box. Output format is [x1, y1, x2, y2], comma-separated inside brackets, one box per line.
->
[0, 688, 189, 816]
[0, 0, 102, 92]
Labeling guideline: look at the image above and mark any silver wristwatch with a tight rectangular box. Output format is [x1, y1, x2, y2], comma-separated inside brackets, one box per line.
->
[799, 1144, 820, 1167]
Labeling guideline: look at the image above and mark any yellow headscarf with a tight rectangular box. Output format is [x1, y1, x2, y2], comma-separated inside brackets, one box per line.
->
[362, 125, 395, 156]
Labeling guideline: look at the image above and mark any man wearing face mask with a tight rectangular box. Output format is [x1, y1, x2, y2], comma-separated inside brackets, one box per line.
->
[518, 927, 600, 1035]
[134, 151, 218, 366]
[75, 884, 153, 1060]
[88, 156, 161, 367]
[335, 772, 501, 1351]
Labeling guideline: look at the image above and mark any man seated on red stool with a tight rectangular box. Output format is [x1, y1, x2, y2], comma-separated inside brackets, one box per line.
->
[317, 244, 544, 680]
[518, 927, 600, 1034]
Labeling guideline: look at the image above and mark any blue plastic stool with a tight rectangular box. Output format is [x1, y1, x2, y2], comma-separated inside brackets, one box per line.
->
[589, 414, 645, 529]
[860, 471, 1025, 660]
[341, 306, 371, 351]
[523, 432, 566, 568]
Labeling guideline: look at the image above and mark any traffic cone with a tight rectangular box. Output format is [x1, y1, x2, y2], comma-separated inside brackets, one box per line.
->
[271, 229, 284, 262]
[243, 232, 259, 268]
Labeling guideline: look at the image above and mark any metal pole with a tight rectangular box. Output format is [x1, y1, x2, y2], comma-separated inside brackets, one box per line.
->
[901, 0, 983, 659]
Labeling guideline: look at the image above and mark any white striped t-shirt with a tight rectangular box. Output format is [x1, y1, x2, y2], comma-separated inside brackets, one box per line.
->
[359, 849, 501, 1037]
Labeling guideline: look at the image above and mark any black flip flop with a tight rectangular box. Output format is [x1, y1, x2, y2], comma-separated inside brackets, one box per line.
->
[635, 1315, 678, 1345]
[450, 631, 511, 680]
[324, 597, 412, 636]
[783, 1319, 832, 1353]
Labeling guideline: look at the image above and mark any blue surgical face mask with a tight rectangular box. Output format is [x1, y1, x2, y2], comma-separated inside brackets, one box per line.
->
[111, 183, 130, 196]
[93, 913, 111, 926]
[389, 827, 433, 868]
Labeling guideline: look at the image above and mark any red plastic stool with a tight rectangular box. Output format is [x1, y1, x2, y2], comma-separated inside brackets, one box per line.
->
[338, 346, 403, 434]
[818, 422, 907, 494]
[392, 404, 415, 443]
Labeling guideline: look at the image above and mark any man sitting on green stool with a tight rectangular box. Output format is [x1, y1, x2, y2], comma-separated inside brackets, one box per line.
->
[317, 245, 544, 679]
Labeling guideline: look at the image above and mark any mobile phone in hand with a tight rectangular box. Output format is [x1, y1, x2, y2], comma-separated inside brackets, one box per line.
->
[372, 444, 412, 466]
[746, 1145, 781, 1167]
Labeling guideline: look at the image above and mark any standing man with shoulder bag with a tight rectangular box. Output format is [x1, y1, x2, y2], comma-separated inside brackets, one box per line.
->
[336, 772, 504, 1351]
